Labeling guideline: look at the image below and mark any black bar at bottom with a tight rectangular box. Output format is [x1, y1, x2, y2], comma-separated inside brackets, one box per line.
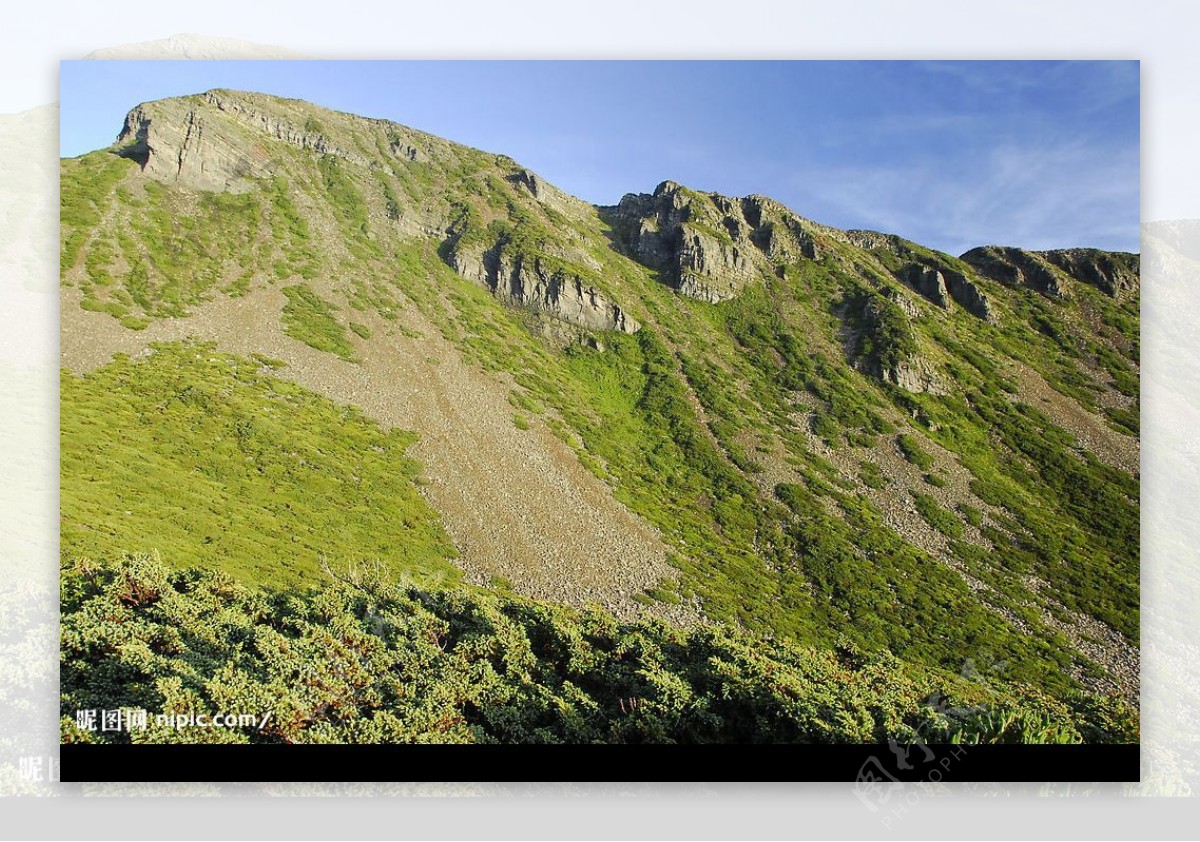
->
[61, 743, 1139, 783]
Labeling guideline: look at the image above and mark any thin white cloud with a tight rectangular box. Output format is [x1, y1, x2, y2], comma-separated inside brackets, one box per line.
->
[784, 135, 1139, 254]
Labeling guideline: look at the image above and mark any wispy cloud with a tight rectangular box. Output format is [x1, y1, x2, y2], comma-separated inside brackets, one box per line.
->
[770, 62, 1139, 254]
[784, 135, 1139, 255]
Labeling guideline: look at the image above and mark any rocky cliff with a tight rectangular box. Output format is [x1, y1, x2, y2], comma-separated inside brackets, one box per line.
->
[445, 235, 640, 334]
[117, 98, 268, 193]
[601, 181, 824, 303]
[961, 245, 1139, 301]
[844, 230, 998, 323]
[117, 90, 418, 192]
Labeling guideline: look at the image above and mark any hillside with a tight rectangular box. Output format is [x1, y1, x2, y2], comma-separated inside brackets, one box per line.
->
[60, 90, 1140, 741]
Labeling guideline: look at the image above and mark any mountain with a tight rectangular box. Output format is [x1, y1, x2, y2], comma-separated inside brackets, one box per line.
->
[59, 90, 1140, 744]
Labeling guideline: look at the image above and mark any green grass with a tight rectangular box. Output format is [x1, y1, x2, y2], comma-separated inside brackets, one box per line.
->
[61, 152, 136, 273]
[913, 492, 965, 538]
[897, 434, 935, 470]
[265, 176, 321, 280]
[281, 284, 359, 361]
[120, 183, 263, 318]
[61, 342, 459, 591]
[1103, 403, 1140, 437]
[859, 460, 887, 490]
[959, 504, 984, 528]
[67, 162, 279, 323]
[317, 154, 379, 260]
[891, 360, 1139, 642]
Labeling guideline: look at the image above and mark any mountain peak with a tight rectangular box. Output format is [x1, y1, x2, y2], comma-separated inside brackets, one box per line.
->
[114, 89, 405, 193]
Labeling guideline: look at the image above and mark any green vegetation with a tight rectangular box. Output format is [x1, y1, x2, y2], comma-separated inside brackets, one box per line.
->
[890, 371, 1139, 642]
[362, 232, 1135, 697]
[59, 92, 1140, 744]
[959, 504, 985, 528]
[61, 152, 135, 273]
[380, 177, 402, 221]
[265, 176, 320, 280]
[281, 284, 359, 362]
[61, 343, 458, 590]
[913, 492, 965, 538]
[773, 479, 1081, 690]
[851, 287, 918, 373]
[117, 182, 262, 318]
[60, 553, 1136, 745]
[897, 434, 935, 470]
[386, 256, 1101, 691]
[859, 460, 887, 490]
[1104, 403, 1140, 437]
[317, 155, 378, 260]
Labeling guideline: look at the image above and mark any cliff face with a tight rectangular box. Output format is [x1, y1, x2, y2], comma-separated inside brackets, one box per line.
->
[117, 98, 268, 193]
[446, 237, 640, 334]
[961, 245, 1140, 301]
[601, 181, 822, 303]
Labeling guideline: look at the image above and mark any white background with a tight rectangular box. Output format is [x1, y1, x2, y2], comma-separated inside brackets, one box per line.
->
[2, 1, 1198, 838]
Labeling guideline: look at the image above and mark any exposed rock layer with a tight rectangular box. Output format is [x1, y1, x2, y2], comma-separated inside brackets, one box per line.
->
[844, 230, 998, 323]
[961, 245, 1140, 301]
[446, 239, 640, 334]
[602, 181, 820, 302]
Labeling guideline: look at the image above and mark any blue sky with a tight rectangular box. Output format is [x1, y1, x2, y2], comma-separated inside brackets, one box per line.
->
[60, 60, 1140, 255]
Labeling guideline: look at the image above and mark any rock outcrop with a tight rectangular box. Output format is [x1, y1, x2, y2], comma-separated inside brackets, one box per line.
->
[901, 264, 951, 309]
[1039, 248, 1140, 299]
[508, 168, 576, 216]
[960, 246, 1069, 299]
[879, 359, 947, 394]
[961, 245, 1139, 301]
[847, 231, 997, 323]
[116, 100, 267, 193]
[942, 269, 997, 323]
[602, 182, 819, 303]
[851, 292, 946, 395]
[446, 238, 639, 335]
[115, 89, 418, 193]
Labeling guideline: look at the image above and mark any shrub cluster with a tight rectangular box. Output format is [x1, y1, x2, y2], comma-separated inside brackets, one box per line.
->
[60, 554, 1137, 745]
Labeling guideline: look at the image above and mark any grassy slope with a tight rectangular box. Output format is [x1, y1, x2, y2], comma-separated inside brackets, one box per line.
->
[61, 343, 459, 591]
